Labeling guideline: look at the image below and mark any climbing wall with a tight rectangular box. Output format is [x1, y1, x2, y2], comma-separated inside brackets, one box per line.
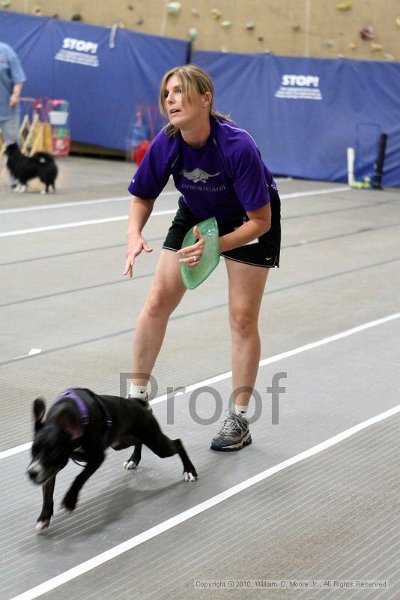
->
[2, 0, 399, 61]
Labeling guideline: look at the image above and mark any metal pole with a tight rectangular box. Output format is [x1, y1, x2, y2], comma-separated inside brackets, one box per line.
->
[372, 133, 388, 190]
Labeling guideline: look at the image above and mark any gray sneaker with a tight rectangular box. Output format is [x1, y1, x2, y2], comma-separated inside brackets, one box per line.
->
[210, 413, 252, 452]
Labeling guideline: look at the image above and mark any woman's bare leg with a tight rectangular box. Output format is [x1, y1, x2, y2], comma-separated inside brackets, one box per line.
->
[131, 249, 186, 387]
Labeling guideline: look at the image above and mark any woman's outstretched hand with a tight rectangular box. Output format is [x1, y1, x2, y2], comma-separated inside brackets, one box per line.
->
[124, 237, 153, 278]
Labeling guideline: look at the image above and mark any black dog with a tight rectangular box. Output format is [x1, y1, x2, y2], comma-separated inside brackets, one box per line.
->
[27, 387, 197, 532]
[6, 143, 58, 193]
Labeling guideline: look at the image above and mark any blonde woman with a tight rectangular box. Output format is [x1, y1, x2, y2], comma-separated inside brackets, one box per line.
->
[124, 65, 281, 451]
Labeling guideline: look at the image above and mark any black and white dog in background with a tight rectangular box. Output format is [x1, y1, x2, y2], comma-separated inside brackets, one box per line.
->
[6, 143, 58, 193]
[27, 387, 198, 532]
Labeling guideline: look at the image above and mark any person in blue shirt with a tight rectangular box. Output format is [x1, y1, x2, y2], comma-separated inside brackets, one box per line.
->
[124, 64, 281, 452]
[0, 41, 26, 185]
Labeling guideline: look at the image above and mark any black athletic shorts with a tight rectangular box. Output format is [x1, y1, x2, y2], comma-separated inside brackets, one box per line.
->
[163, 192, 281, 268]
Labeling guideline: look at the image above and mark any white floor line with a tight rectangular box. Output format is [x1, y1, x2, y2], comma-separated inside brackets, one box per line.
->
[0, 441, 32, 460]
[0, 195, 131, 214]
[151, 311, 400, 405]
[0, 191, 179, 214]
[0, 178, 325, 215]
[278, 186, 349, 200]
[0, 187, 351, 238]
[0, 215, 134, 237]
[0, 209, 178, 238]
[1, 311, 398, 462]
[10, 403, 400, 600]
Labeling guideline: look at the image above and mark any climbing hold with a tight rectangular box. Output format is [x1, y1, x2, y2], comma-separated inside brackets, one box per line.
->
[322, 38, 334, 47]
[0, 0, 11, 7]
[348, 42, 356, 50]
[188, 28, 198, 41]
[136, 17, 144, 25]
[371, 43, 383, 52]
[383, 53, 394, 61]
[211, 8, 221, 20]
[292, 24, 301, 32]
[336, 2, 352, 10]
[166, 2, 182, 16]
[359, 26, 374, 40]
[221, 20, 231, 29]
[257, 36, 264, 42]
[245, 22, 255, 30]
[191, 8, 200, 17]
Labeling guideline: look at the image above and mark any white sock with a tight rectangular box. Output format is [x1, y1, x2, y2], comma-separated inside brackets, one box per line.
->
[234, 404, 248, 417]
[129, 383, 148, 399]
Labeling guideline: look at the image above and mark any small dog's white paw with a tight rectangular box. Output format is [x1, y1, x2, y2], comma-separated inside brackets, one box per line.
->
[123, 460, 138, 470]
[35, 520, 49, 533]
[184, 471, 197, 482]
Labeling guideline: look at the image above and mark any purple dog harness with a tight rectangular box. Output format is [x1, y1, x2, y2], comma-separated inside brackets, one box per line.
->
[53, 387, 112, 447]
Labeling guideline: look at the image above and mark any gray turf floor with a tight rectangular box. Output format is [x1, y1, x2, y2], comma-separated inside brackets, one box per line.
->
[0, 156, 399, 599]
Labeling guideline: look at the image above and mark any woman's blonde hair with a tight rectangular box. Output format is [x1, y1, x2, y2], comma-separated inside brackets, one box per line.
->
[159, 64, 231, 136]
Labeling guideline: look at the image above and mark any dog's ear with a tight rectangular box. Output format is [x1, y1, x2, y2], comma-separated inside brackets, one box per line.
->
[33, 398, 46, 432]
[56, 411, 83, 439]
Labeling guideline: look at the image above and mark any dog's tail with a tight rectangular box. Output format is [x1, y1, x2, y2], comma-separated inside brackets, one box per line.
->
[32, 152, 56, 165]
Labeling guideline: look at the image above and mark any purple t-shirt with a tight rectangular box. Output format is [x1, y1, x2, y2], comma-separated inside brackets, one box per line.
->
[128, 116, 277, 222]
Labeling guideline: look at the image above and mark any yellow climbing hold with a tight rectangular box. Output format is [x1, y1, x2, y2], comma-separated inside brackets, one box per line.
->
[337, 2, 352, 10]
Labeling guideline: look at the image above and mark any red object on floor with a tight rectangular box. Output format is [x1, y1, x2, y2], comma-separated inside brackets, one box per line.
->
[133, 140, 150, 165]
[52, 133, 71, 157]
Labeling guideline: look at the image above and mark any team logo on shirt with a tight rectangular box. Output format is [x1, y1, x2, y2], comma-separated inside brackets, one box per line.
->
[181, 168, 221, 184]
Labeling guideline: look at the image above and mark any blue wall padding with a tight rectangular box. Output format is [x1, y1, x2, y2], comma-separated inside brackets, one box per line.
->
[1, 10, 399, 185]
[193, 50, 400, 186]
[0, 11, 188, 151]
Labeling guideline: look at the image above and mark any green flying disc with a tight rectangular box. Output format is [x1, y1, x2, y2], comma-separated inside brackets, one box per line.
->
[180, 217, 220, 290]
